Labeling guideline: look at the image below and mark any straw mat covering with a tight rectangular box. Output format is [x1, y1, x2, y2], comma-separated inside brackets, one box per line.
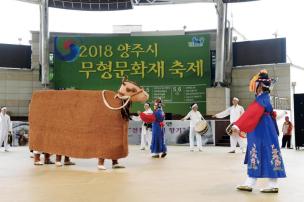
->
[29, 90, 128, 159]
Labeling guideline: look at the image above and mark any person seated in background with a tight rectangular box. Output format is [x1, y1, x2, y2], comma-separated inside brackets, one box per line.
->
[18, 130, 29, 146]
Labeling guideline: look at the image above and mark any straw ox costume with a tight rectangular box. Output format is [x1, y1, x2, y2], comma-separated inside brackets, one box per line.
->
[29, 77, 149, 169]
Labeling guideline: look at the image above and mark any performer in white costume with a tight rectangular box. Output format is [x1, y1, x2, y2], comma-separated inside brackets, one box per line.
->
[182, 103, 205, 152]
[132, 103, 153, 150]
[0, 107, 12, 152]
[213, 97, 245, 153]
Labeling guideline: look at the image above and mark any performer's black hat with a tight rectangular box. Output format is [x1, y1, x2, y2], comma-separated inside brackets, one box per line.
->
[190, 103, 198, 109]
[154, 98, 162, 108]
[257, 70, 271, 88]
[249, 69, 273, 92]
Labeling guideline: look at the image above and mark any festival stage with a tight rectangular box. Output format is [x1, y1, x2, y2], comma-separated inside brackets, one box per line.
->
[0, 146, 303, 202]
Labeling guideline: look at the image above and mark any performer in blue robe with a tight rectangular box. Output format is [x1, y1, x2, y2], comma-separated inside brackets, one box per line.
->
[232, 69, 286, 193]
[140, 99, 167, 158]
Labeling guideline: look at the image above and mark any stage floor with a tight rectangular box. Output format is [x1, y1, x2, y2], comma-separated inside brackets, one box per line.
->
[0, 146, 304, 202]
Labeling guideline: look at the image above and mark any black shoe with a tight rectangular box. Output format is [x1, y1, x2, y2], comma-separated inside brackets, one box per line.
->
[152, 155, 159, 158]
[64, 161, 76, 166]
[260, 188, 279, 193]
[236, 185, 253, 192]
[228, 150, 236, 153]
[44, 160, 55, 165]
[161, 153, 167, 158]
[112, 164, 125, 169]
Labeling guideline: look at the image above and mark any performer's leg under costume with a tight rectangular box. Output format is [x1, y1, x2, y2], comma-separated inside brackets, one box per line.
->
[140, 126, 147, 150]
[241, 177, 278, 189]
[244, 176, 257, 187]
[4, 133, 9, 151]
[33, 151, 52, 165]
[147, 129, 152, 150]
[189, 127, 195, 151]
[97, 158, 125, 170]
[55, 155, 75, 166]
[236, 135, 244, 151]
[230, 135, 237, 151]
[195, 133, 203, 150]
[0, 132, 9, 151]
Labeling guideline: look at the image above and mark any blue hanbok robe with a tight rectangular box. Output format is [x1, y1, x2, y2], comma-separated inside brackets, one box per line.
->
[140, 109, 167, 154]
[234, 92, 286, 178]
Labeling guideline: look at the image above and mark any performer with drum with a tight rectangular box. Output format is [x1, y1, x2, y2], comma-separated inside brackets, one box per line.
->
[181, 103, 206, 152]
[213, 97, 245, 153]
[232, 70, 286, 193]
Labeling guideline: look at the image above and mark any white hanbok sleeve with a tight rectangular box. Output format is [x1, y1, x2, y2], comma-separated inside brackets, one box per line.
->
[146, 109, 153, 114]
[198, 111, 203, 119]
[240, 106, 245, 115]
[215, 107, 231, 118]
[131, 115, 142, 122]
[183, 111, 191, 120]
[8, 115, 12, 132]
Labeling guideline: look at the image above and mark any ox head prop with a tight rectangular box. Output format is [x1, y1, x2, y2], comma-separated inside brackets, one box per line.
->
[117, 76, 149, 103]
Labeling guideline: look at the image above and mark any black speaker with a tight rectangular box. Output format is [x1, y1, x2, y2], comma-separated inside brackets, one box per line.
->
[165, 113, 172, 120]
[294, 94, 304, 149]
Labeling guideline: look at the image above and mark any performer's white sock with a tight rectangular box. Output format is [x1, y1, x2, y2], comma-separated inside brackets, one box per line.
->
[244, 177, 257, 187]
[267, 178, 278, 188]
[33, 151, 41, 154]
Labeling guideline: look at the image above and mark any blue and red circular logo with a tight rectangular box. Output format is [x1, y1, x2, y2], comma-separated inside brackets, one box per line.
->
[54, 36, 80, 62]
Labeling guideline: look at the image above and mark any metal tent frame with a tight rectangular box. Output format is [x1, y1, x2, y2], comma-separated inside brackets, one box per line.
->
[16, 0, 257, 86]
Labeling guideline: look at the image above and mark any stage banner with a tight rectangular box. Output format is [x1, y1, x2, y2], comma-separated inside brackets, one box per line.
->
[128, 120, 214, 146]
[54, 34, 210, 114]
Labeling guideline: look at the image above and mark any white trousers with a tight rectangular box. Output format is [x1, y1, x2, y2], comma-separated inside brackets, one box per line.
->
[140, 125, 152, 149]
[230, 133, 244, 151]
[189, 126, 202, 150]
[0, 132, 9, 150]
[244, 177, 278, 188]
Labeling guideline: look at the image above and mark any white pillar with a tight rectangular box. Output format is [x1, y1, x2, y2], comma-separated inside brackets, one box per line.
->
[291, 82, 296, 148]
[40, 0, 49, 85]
[215, 0, 227, 86]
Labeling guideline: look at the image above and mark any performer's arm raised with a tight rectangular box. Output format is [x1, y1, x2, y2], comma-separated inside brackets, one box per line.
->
[181, 112, 191, 121]
[139, 112, 156, 123]
[214, 107, 231, 119]
[233, 101, 264, 133]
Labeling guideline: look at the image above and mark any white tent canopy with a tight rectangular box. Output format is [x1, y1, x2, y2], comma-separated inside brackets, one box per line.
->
[133, 0, 214, 5]
[16, 0, 214, 6]
[15, 0, 225, 85]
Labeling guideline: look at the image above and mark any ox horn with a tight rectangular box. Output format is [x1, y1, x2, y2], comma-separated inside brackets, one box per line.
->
[115, 93, 130, 100]
[122, 75, 128, 84]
